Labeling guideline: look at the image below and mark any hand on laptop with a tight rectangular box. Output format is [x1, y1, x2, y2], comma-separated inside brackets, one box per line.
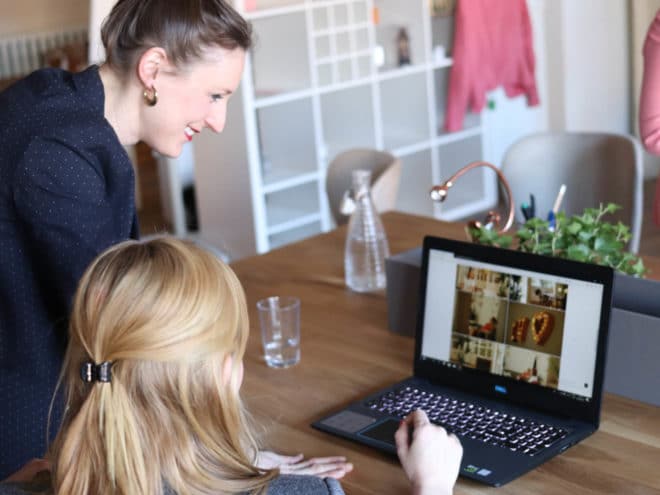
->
[395, 410, 463, 495]
[255, 450, 353, 479]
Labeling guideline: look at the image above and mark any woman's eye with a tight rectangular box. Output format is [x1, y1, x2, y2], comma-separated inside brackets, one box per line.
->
[211, 94, 224, 102]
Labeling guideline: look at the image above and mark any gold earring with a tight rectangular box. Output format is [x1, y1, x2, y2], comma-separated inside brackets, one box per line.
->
[143, 86, 158, 106]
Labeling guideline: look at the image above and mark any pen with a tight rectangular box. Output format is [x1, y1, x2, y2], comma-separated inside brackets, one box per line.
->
[552, 184, 567, 214]
[521, 204, 531, 221]
[529, 194, 536, 218]
[547, 210, 556, 231]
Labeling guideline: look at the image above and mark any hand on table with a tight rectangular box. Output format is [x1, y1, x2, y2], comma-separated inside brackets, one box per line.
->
[395, 410, 463, 495]
[255, 450, 353, 479]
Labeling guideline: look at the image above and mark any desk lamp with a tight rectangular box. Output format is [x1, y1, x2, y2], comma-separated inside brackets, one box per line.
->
[429, 160, 515, 237]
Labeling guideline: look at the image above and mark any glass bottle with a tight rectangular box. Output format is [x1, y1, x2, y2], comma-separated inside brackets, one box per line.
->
[344, 169, 390, 292]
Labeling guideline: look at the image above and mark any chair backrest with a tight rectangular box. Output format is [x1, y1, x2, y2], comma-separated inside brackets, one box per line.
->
[502, 132, 643, 253]
[325, 149, 402, 226]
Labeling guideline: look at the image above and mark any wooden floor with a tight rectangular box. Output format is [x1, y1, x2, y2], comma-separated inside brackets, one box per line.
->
[135, 149, 660, 257]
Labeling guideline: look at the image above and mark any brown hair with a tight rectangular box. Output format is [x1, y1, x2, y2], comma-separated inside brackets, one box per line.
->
[101, 0, 252, 75]
[50, 238, 276, 495]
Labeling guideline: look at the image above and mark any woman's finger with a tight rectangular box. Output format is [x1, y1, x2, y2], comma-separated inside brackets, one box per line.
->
[394, 419, 411, 457]
[277, 453, 305, 465]
[280, 460, 353, 476]
[409, 409, 430, 428]
[286, 455, 348, 469]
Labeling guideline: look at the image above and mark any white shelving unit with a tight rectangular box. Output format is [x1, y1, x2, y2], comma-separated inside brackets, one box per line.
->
[194, 0, 494, 259]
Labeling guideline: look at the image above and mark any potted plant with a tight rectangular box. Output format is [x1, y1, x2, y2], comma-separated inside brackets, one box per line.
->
[464, 203, 659, 405]
[468, 203, 646, 277]
[385, 203, 660, 406]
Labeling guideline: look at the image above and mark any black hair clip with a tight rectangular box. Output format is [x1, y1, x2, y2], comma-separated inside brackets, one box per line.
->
[80, 361, 113, 383]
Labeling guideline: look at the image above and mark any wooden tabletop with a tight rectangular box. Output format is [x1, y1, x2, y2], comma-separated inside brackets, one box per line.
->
[232, 211, 660, 495]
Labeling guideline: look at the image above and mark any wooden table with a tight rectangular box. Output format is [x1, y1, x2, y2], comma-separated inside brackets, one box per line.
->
[232, 211, 660, 495]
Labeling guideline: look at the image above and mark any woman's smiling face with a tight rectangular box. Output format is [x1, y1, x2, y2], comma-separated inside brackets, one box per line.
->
[140, 46, 245, 158]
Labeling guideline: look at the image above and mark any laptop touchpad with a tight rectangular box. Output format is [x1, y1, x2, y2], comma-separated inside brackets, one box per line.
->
[318, 410, 377, 433]
[359, 418, 400, 447]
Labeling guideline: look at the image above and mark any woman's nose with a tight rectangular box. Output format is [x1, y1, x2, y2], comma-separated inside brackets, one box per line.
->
[205, 104, 227, 133]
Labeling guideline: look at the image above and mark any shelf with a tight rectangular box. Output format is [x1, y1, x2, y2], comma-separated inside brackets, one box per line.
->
[257, 98, 317, 183]
[254, 88, 315, 108]
[395, 149, 435, 218]
[374, 0, 428, 69]
[312, 1, 370, 31]
[434, 126, 482, 146]
[430, 10, 455, 56]
[312, 14, 373, 86]
[241, 1, 305, 19]
[316, 48, 372, 65]
[265, 182, 321, 228]
[380, 71, 430, 150]
[391, 139, 434, 158]
[250, 11, 311, 97]
[377, 62, 429, 81]
[432, 57, 452, 70]
[202, 0, 490, 258]
[312, 22, 372, 37]
[268, 212, 322, 235]
[269, 221, 323, 250]
[262, 170, 319, 193]
[320, 84, 376, 163]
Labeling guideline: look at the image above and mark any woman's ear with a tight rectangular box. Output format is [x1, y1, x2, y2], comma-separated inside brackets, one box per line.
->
[136, 47, 168, 88]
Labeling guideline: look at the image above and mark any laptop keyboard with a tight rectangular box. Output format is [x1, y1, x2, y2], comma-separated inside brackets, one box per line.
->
[365, 386, 568, 456]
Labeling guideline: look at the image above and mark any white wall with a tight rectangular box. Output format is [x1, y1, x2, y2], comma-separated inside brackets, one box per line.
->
[0, 0, 88, 36]
[88, 0, 118, 64]
[488, 0, 631, 148]
[546, 0, 631, 134]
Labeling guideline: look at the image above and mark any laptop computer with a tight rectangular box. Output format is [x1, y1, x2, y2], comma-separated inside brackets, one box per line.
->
[313, 235, 614, 486]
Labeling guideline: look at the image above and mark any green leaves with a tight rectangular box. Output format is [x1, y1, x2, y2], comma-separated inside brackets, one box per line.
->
[470, 203, 646, 277]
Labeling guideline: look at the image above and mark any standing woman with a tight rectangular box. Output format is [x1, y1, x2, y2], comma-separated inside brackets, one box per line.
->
[0, 0, 248, 477]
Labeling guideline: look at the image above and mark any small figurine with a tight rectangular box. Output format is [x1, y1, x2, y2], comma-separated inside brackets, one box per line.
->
[397, 27, 411, 66]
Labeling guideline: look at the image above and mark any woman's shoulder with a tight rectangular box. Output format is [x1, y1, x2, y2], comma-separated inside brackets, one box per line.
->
[0, 480, 50, 495]
[267, 475, 345, 495]
[161, 475, 345, 495]
[0, 483, 24, 495]
[0, 66, 105, 138]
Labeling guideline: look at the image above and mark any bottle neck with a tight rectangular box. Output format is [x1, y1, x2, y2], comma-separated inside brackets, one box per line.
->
[352, 170, 372, 201]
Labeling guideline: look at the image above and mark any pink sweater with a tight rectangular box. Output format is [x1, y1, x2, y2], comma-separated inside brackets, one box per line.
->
[445, 0, 540, 132]
[639, 10, 660, 225]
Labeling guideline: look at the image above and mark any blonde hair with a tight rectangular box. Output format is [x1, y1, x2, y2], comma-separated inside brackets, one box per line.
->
[50, 238, 276, 494]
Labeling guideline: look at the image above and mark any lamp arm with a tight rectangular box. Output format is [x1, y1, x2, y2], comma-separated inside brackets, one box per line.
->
[429, 161, 515, 233]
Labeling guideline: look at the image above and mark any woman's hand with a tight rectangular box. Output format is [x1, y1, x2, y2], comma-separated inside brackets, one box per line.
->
[395, 410, 463, 495]
[3, 458, 51, 483]
[255, 450, 353, 479]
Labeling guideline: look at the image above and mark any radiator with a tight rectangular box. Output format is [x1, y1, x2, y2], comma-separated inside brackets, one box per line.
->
[0, 27, 88, 80]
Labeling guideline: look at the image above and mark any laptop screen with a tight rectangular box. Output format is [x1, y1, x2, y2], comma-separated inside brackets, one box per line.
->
[415, 237, 614, 423]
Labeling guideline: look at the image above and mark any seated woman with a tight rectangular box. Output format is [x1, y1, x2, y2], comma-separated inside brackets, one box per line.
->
[1, 238, 462, 495]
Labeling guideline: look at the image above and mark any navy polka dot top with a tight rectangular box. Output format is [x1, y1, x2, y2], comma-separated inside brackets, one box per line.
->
[0, 65, 138, 477]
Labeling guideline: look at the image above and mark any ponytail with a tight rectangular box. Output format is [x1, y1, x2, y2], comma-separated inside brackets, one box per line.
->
[49, 238, 277, 494]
